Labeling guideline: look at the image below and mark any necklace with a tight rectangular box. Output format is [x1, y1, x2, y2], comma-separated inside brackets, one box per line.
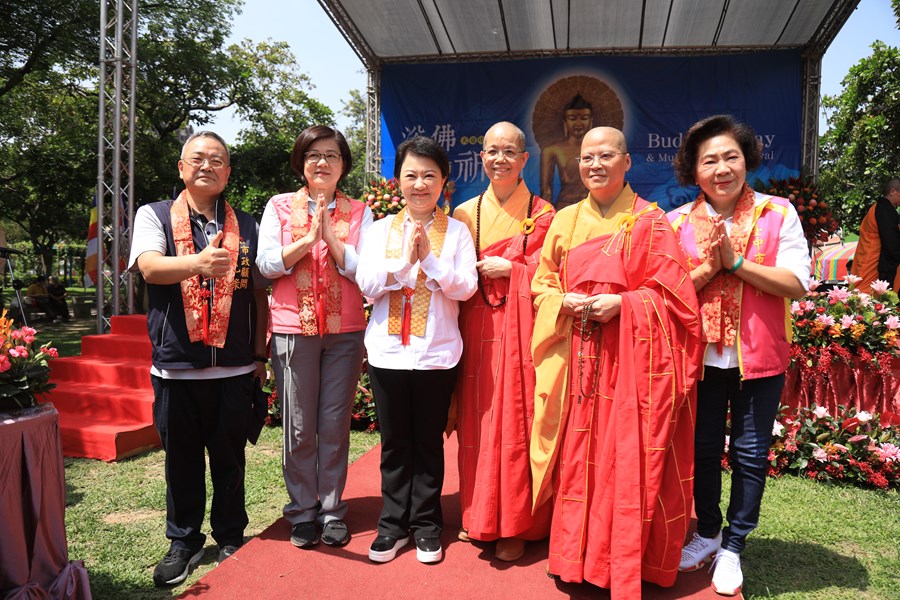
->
[575, 300, 600, 404]
[474, 190, 535, 308]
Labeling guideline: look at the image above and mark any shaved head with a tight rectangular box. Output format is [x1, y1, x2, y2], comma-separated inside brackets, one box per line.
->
[484, 121, 526, 150]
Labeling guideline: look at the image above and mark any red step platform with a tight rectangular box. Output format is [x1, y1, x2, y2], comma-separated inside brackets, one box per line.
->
[48, 314, 160, 461]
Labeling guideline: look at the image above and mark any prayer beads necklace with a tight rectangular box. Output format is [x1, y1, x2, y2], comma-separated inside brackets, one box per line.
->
[474, 191, 535, 308]
[576, 300, 601, 404]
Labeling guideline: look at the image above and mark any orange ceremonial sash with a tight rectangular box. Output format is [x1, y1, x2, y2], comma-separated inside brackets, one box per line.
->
[171, 192, 240, 348]
[290, 187, 353, 336]
[386, 208, 448, 342]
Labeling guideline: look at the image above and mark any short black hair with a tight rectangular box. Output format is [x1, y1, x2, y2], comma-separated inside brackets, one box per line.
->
[289, 125, 353, 183]
[673, 114, 762, 186]
[393, 136, 450, 180]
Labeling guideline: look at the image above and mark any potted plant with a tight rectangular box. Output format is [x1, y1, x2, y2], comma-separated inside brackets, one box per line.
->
[0, 309, 57, 412]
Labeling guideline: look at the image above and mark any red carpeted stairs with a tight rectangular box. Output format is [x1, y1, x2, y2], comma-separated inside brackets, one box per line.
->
[48, 314, 160, 461]
[181, 433, 738, 600]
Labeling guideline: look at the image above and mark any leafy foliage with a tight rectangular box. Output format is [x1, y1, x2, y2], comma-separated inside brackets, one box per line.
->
[819, 41, 900, 233]
[0, 310, 57, 409]
[340, 88, 368, 198]
[757, 175, 838, 246]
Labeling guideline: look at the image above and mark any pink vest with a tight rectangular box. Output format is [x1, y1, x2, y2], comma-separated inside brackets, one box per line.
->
[669, 194, 793, 380]
[268, 193, 368, 335]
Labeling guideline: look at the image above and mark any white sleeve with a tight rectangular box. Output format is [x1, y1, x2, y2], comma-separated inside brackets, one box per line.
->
[775, 202, 812, 291]
[128, 205, 167, 271]
[356, 217, 409, 298]
[338, 205, 374, 278]
[256, 199, 292, 278]
[420, 220, 478, 301]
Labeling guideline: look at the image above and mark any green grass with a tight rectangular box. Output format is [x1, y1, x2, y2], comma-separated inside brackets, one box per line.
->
[65, 426, 379, 599]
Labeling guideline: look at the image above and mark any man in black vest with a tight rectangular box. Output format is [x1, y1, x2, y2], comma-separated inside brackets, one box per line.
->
[129, 131, 268, 587]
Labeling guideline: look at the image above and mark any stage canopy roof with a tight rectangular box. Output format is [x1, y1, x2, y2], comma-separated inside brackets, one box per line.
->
[318, 0, 860, 67]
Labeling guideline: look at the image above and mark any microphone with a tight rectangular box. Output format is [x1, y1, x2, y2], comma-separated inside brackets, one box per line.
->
[0, 246, 23, 255]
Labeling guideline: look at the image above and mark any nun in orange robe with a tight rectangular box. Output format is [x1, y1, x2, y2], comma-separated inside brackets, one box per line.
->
[453, 178, 555, 549]
[530, 185, 702, 598]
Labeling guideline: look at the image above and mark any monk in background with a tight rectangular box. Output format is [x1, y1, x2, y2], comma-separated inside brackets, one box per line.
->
[451, 122, 554, 562]
[530, 127, 701, 598]
[850, 177, 900, 291]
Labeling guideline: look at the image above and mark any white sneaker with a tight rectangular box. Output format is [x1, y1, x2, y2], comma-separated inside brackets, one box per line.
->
[710, 548, 743, 596]
[679, 531, 721, 572]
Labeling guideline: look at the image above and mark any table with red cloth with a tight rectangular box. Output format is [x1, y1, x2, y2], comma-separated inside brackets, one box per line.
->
[0, 403, 92, 599]
[781, 356, 900, 418]
[811, 241, 857, 281]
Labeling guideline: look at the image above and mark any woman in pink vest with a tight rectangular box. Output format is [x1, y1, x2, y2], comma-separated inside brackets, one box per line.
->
[667, 115, 809, 597]
[256, 126, 372, 550]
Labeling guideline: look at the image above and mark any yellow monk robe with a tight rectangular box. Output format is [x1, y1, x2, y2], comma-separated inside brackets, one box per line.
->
[530, 185, 702, 598]
[453, 180, 554, 541]
[851, 203, 900, 291]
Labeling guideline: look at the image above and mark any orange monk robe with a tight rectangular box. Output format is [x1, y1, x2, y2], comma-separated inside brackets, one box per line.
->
[452, 180, 555, 541]
[851, 204, 900, 291]
[530, 185, 702, 598]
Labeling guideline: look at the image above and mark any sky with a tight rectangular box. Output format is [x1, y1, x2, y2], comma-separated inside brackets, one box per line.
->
[209, 0, 899, 145]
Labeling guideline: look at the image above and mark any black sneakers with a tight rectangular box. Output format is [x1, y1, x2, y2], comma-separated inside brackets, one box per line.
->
[290, 521, 320, 548]
[216, 544, 240, 564]
[415, 537, 443, 563]
[321, 519, 351, 546]
[368, 534, 409, 562]
[152, 546, 204, 587]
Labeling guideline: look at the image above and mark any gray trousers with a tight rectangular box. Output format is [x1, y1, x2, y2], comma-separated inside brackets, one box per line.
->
[272, 331, 365, 525]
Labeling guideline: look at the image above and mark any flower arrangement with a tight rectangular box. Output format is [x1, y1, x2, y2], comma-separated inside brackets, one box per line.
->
[758, 175, 838, 246]
[790, 276, 900, 371]
[362, 178, 405, 220]
[722, 404, 900, 490]
[352, 363, 378, 432]
[0, 309, 58, 411]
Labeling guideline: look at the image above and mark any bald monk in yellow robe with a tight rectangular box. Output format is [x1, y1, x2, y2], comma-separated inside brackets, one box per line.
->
[530, 127, 702, 599]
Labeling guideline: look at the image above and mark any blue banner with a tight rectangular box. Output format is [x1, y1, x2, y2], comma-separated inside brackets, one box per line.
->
[380, 51, 802, 212]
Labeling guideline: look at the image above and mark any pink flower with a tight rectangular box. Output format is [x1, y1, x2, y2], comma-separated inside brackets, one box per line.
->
[848, 434, 868, 444]
[10, 330, 23, 340]
[870, 279, 890, 295]
[8, 346, 28, 359]
[844, 274, 862, 287]
[809, 279, 821, 291]
[856, 411, 872, 424]
[0, 354, 10, 373]
[840, 315, 855, 329]
[827, 287, 851, 303]
[23, 333, 35, 344]
[857, 292, 872, 307]
[790, 301, 802, 316]
[801, 300, 817, 312]
[772, 420, 785, 436]
[816, 314, 836, 327]
[876, 443, 900, 463]
[21, 326, 36, 336]
[40, 346, 59, 358]
[814, 406, 829, 419]
[812, 447, 828, 462]
[832, 443, 848, 453]
[885, 315, 900, 330]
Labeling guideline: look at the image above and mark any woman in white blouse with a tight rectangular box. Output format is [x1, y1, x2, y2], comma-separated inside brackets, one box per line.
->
[356, 136, 477, 565]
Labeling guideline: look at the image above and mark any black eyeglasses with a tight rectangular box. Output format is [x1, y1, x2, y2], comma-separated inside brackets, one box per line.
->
[305, 151, 342, 164]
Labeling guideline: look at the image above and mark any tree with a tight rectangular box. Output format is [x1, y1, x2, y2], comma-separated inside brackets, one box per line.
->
[819, 41, 900, 232]
[340, 88, 368, 199]
[226, 39, 335, 218]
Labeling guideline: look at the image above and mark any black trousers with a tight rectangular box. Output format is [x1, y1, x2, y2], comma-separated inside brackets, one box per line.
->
[368, 365, 457, 540]
[151, 373, 254, 551]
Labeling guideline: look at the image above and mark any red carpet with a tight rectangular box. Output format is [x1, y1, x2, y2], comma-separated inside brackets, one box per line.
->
[48, 315, 160, 461]
[180, 434, 738, 600]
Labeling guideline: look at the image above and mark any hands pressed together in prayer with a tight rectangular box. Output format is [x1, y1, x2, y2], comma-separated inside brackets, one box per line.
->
[405, 220, 432, 265]
[696, 216, 740, 285]
[562, 292, 622, 323]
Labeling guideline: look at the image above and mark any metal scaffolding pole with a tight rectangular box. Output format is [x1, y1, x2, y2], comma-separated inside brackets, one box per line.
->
[96, 0, 137, 333]
[365, 67, 382, 181]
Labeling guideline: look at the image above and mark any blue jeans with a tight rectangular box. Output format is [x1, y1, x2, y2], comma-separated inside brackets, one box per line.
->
[694, 367, 784, 554]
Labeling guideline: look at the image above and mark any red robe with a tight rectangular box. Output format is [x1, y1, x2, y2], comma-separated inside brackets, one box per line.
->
[455, 194, 554, 541]
[533, 195, 701, 597]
